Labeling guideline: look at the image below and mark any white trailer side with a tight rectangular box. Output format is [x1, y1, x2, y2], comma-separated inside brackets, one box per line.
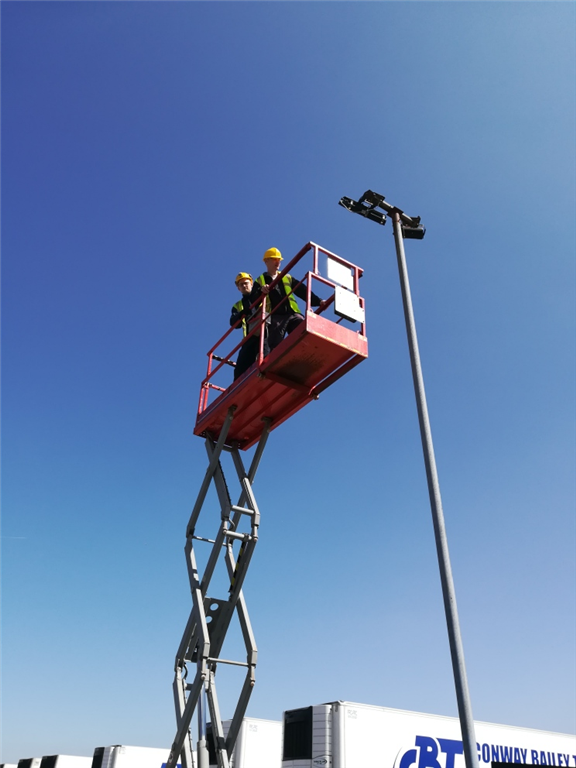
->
[282, 702, 576, 768]
[40, 756, 92, 767]
[91, 746, 182, 768]
[208, 717, 282, 767]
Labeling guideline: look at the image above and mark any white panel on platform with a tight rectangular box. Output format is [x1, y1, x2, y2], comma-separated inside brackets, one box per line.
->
[334, 285, 365, 324]
[326, 258, 354, 291]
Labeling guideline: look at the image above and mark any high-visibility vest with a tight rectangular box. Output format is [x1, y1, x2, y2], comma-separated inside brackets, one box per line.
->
[233, 299, 248, 336]
[257, 274, 300, 315]
[233, 300, 263, 337]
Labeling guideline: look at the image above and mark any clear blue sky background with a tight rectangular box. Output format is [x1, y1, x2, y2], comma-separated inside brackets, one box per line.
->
[2, 1, 575, 763]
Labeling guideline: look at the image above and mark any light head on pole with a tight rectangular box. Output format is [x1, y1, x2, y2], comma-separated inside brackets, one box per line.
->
[340, 189, 426, 240]
[339, 191, 387, 226]
[401, 223, 426, 240]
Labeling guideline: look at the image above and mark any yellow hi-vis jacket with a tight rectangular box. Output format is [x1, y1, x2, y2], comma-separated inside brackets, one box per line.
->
[232, 299, 264, 336]
[232, 299, 249, 336]
[256, 274, 300, 315]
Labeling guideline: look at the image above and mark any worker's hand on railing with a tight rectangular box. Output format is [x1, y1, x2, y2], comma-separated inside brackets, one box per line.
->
[260, 284, 270, 295]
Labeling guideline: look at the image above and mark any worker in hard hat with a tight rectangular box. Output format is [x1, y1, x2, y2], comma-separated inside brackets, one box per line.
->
[230, 272, 269, 381]
[252, 248, 324, 351]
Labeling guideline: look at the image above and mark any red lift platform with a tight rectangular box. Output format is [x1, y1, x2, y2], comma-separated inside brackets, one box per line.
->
[194, 242, 368, 449]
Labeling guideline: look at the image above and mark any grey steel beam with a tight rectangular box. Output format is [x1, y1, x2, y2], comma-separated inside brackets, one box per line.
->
[197, 686, 209, 768]
[228, 422, 270, 532]
[246, 418, 272, 482]
[205, 672, 230, 768]
[187, 407, 236, 537]
[225, 664, 256, 757]
[175, 608, 198, 669]
[200, 462, 233, 595]
[170, 419, 269, 768]
[223, 564, 258, 659]
[184, 539, 212, 653]
[231, 449, 261, 529]
[168, 665, 207, 768]
[172, 668, 195, 768]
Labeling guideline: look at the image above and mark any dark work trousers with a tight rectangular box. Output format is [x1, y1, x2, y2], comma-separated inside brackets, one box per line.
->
[268, 312, 304, 351]
[234, 334, 269, 381]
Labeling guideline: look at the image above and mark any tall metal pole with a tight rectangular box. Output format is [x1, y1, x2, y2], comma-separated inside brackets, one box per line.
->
[391, 210, 479, 768]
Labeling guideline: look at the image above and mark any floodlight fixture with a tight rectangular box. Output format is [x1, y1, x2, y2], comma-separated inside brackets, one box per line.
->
[401, 222, 426, 240]
[338, 195, 387, 226]
[339, 189, 426, 240]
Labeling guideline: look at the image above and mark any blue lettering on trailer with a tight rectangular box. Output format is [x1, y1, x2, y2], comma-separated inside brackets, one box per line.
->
[395, 737, 576, 768]
[398, 746, 418, 768]
[396, 737, 460, 768]
[439, 738, 464, 768]
[415, 736, 443, 768]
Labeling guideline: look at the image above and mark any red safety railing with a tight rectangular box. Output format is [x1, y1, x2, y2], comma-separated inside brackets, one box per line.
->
[197, 242, 366, 418]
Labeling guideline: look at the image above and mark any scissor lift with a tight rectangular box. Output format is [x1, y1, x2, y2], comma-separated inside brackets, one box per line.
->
[166, 243, 367, 768]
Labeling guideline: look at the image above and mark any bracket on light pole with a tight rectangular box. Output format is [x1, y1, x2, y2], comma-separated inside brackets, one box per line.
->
[339, 189, 426, 239]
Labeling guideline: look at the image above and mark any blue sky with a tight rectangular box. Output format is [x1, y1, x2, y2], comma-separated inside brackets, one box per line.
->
[2, 1, 575, 763]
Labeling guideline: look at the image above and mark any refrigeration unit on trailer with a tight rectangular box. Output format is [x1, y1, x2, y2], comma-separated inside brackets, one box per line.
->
[208, 717, 282, 768]
[17, 760, 42, 768]
[40, 756, 93, 768]
[282, 702, 576, 768]
[91, 745, 182, 768]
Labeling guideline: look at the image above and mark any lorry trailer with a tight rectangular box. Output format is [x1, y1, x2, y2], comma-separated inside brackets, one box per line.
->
[207, 717, 282, 767]
[281, 702, 576, 768]
[91, 746, 181, 768]
[40, 757, 92, 767]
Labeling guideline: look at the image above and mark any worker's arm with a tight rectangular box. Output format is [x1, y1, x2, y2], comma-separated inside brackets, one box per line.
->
[230, 304, 247, 328]
[249, 281, 263, 301]
[292, 277, 323, 307]
[249, 282, 272, 307]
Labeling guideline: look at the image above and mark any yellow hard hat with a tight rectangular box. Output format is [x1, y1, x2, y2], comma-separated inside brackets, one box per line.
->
[263, 247, 283, 262]
[235, 272, 253, 285]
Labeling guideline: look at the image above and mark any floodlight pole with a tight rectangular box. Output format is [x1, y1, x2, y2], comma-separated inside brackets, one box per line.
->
[339, 191, 479, 768]
[390, 209, 479, 768]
